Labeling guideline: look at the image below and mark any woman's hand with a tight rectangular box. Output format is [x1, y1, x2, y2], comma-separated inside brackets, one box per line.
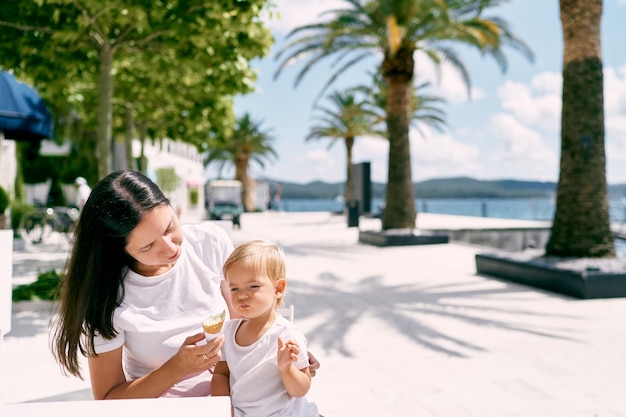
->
[307, 351, 320, 377]
[89, 332, 225, 399]
[168, 332, 224, 374]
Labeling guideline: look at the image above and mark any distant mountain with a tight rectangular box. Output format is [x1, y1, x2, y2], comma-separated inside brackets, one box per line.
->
[414, 177, 556, 198]
[258, 176, 626, 200]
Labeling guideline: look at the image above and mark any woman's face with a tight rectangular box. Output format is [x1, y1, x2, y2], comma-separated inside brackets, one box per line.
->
[125, 205, 183, 276]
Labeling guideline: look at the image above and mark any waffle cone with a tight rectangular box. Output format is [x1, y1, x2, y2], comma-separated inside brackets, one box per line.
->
[202, 320, 225, 334]
[202, 309, 226, 334]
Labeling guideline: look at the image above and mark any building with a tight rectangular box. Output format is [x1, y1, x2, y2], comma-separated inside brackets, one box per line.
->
[133, 138, 206, 222]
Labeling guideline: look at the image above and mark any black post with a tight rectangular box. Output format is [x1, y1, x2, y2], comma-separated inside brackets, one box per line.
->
[347, 200, 360, 227]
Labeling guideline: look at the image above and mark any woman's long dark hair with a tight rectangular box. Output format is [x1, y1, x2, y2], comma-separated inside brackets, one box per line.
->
[51, 170, 170, 378]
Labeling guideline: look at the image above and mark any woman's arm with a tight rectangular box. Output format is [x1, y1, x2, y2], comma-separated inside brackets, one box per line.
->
[277, 337, 311, 398]
[210, 361, 231, 396]
[89, 333, 224, 399]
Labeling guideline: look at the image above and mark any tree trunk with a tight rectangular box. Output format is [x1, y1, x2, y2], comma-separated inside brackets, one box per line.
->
[235, 157, 254, 212]
[125, 102, 134, 170]
[96, 45, 114, 179]
[546, 0, 615, 257]
[382, 47, 416, 230]
[137, 123, 147, 174]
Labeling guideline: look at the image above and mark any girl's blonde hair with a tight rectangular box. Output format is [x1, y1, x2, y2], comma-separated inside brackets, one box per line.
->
[223, 239, 286, 307]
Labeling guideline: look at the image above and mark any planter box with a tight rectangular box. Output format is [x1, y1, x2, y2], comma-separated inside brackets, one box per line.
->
[359, 228, 449, 247]
[475, 251, 626, 299]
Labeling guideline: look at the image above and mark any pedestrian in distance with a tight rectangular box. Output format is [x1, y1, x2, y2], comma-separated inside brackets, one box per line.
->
[74, 176, 91, 210]
[50, 170, 319, 400]
[211, 239, 320, 417]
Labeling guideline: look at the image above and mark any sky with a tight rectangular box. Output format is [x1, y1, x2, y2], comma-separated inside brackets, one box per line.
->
[226, 0, 626, 185]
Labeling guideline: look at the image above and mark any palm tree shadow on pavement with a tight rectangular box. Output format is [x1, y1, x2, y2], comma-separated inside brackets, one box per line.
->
[285, 275, 584, 359]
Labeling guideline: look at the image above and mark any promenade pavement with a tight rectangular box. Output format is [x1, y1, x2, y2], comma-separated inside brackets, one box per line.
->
[2, 211, 626, 416]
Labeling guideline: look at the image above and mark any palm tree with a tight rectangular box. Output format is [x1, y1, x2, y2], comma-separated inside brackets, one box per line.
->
[205, 113, 278, 212]
[306, 89, 383, 204]
[275, 0, 532, 230]
[545, 0, 614, 257]
[361, 72, 447, 138]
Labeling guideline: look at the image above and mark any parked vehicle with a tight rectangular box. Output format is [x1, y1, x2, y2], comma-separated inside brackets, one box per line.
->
[205, 180, 243, 227]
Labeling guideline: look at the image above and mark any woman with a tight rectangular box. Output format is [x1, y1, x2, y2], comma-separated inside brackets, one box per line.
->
[51, 170, 318, 399]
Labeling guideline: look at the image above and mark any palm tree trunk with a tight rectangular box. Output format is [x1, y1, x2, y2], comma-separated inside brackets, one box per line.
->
[382, 48, 416, 230]
[546, 0, 614, 257]
[235, 158, 254, 212]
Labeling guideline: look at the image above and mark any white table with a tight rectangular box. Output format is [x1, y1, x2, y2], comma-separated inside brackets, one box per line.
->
[0, 396, 231, 417]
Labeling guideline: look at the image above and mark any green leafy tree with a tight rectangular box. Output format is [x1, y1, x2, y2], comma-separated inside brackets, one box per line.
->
[205, 113, 278, 212]
[275, 0, 532, 230]
[545, 0, 614, 257]
[306, 89, 383, 203]
[0, 0, 273, 179]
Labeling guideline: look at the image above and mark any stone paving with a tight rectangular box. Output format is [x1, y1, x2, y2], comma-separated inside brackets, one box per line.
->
[2, 211, 626, 416]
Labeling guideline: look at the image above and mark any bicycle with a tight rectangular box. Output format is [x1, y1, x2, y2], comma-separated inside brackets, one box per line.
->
[18, 205, 80, 244]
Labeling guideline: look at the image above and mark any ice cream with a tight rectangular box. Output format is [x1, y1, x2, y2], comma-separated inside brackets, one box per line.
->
[202, 309, 226, 341]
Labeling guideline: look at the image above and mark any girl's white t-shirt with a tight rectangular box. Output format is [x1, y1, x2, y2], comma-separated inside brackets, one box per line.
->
[93, 222, 233, 397]
[221, 316, 319, 417]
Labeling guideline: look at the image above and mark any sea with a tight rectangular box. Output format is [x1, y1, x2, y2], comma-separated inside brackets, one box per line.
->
[277, 196, 626, 223]
[278, 196, 626, 255]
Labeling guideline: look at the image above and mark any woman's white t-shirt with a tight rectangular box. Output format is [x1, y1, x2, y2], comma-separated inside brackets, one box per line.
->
[93, 222, 233, 397]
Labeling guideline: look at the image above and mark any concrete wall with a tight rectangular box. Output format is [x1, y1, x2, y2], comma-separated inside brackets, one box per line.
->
[438, 228, 552, 251]
[0, 137, 17, 197]
[0, 230, 13, 339]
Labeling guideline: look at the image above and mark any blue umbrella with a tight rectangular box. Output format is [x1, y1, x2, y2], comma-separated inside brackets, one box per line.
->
[0, 71, 53, 141]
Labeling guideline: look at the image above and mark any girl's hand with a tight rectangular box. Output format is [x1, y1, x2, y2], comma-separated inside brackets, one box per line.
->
[277, 337, 300, 372]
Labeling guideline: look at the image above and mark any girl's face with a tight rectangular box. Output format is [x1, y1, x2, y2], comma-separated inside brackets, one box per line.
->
[226, 262, 285, 319]
[125, 205, 183, 276]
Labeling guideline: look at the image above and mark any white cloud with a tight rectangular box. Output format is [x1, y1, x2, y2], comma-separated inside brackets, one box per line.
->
[304, 148, 340, 170]
[605, 65, 626, 167]
[488, 113, 558, 180]
[497, 74, 561, 132]
[259, 147, 344, 184]
[605, 65, 626, 118]
[414, 51, 485, 105]
[408, 128, 483, 180]
[530, 71, 562, 95]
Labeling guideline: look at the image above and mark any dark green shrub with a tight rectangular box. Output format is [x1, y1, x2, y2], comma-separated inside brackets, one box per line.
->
[10, 200, 35, 238]
[12, 269, 62, 301]
[189, 187, 199, 206]
[0, 186, 9, 214]
[156, 167, 180, 196]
